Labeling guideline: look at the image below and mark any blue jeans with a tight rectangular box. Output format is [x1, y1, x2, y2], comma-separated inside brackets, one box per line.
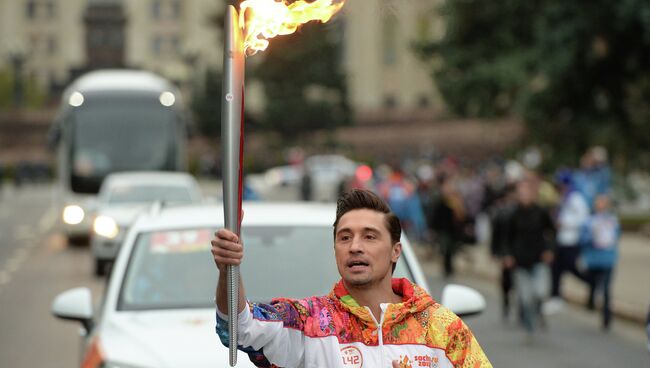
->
[587, 267, 613, 328]
[514, 263, 550, 333]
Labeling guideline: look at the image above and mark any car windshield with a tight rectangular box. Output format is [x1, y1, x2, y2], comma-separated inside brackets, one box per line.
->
[118, 226, 414, 310]
[107, 185, 193, 204]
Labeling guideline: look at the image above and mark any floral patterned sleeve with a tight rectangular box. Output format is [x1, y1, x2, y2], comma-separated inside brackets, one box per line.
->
[445, 318, 492, 368]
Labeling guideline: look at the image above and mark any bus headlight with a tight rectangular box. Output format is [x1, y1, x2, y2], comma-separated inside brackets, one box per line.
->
[159, 91, 175, 106]
[93, 216, 119, 239]
[68, 91, 84, 107]
[63, 205, 85, 225]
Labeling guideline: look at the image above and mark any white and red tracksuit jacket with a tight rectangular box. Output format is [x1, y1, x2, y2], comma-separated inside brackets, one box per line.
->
[216, 278, 491, 368]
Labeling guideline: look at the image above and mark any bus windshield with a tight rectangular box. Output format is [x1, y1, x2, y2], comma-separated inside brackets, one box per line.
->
[70, 96, 178, 193]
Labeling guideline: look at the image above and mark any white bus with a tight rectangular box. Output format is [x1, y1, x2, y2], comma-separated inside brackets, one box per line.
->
[49, 69, 190, 243]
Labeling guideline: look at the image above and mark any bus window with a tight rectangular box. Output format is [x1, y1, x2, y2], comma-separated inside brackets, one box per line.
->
[68, 95, 179, 194]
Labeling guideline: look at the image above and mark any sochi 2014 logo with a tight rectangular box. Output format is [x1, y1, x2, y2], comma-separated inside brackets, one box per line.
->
[398, 355, 440, 368]
[396, 355, 413, 368]
[340, 346, 363, 368]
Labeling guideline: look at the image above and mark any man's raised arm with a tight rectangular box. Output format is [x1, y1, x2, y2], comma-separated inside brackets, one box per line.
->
[211, 228, 247, 315]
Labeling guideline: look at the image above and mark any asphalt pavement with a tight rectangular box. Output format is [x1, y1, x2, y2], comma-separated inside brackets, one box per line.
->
[0, 183, 648, 367]
[421, 246, 650, 367]
[420, 233, 650, 324]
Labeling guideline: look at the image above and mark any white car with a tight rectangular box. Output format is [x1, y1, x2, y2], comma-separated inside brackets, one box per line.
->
[91, 171, 202, 276]
[53, 202, 485, 367]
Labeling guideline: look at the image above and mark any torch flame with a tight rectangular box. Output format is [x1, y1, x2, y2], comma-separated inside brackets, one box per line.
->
[240, 0, 345, 55]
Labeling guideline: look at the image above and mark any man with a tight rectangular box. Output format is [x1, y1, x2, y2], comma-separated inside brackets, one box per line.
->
[212, 189, 491, 367]
[488, 185, 516, 321]
[429, 176, 465, 278]
[580, 194, 620, 330]
[504, 179, 555, 340]
[548, 170, 589, 312]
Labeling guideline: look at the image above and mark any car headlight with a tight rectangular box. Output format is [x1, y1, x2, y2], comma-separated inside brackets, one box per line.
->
[93, 216, 119, 239]
[63, 205, 85, 225]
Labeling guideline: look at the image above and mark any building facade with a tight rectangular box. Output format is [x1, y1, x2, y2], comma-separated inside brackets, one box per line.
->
[343, 0, 445, 123]
[0, 0, 221, 96]
[0, 0, 86, 93]
[0, 0, 444, 120]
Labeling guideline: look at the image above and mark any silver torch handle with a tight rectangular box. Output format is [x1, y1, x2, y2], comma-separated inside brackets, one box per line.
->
[221, 5, 245, 367]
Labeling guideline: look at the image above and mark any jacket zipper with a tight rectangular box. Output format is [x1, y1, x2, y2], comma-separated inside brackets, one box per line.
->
[366, 304, 388, 367]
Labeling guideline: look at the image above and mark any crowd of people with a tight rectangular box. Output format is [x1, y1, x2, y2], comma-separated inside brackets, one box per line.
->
[339, 146, 622, 340]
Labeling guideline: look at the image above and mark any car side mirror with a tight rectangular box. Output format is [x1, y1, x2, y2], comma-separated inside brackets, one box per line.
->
[51, 287, 95, 332]
[441, 284, 486, 318]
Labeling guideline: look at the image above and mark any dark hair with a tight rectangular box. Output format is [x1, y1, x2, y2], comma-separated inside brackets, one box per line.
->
[333, 189, 402, 272]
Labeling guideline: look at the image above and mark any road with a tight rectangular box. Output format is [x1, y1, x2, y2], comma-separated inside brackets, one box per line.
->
[0, 183, 103, 367]
[424, 269, 649, 367]
[0, 183, 648, 367]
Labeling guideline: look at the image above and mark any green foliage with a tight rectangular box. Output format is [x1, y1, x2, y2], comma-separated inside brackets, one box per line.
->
[252, 21, 351, 140]
[24, 75, 45, 108]
[0, 68, 46, 109]
[0, 68, 11, 108]
[417, 0, 650, 168]
[191, 68, 222, 137]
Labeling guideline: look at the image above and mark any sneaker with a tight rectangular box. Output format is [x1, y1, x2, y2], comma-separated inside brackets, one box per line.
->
[542, 297, 565, 316]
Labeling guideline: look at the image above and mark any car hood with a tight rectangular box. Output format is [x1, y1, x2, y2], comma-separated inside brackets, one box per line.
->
[100, 309, 256, 368]
[97, 205, 149, 226]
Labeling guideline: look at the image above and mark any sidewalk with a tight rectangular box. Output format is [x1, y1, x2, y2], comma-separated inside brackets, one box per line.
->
[415, 232, 650, 325]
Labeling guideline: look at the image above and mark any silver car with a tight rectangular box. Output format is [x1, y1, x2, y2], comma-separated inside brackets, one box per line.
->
[91, 171, 202, 276]
[53, 202, 484, 367]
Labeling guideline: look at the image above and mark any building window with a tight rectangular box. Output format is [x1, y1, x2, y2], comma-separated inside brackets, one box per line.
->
[29, 34, 41, 54]
[151, 0, 162, 19]
[382, 12, 398, 65]
[170, 0, 182, 19]
[90, 29, 104, 48]
[418, 94, 430, 108]
[152, 35, 163, 55]
[108, 31, 123, 48]
[46, 0, 56, 18]
[26, 0, 37, 19]
[170, 35, 181, 55]
[384, 95, 397, 109]
[47, 36, 57, 55]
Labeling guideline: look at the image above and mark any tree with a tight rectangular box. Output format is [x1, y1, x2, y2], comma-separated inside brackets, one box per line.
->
[417, 0, 650, 168]
[193, 6, 350, 145]
[252, 21, 351, 141]
[191, 68, 222, 137]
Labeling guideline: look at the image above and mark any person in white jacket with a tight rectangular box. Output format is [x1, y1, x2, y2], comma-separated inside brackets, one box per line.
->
[548, 171, 590, 313]
[211, 189, 491, 368]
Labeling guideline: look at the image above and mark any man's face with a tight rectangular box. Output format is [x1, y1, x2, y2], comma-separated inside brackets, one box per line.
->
[516, 181, 536, 206]
[334, 209, 401, 288]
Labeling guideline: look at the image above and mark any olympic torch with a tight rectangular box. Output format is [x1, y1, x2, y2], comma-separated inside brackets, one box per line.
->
[220, 1, 346, 366]
[221, 5, 244, 367]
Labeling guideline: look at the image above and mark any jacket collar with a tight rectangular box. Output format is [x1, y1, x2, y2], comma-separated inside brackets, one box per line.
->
[330, 278, 434, 324]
